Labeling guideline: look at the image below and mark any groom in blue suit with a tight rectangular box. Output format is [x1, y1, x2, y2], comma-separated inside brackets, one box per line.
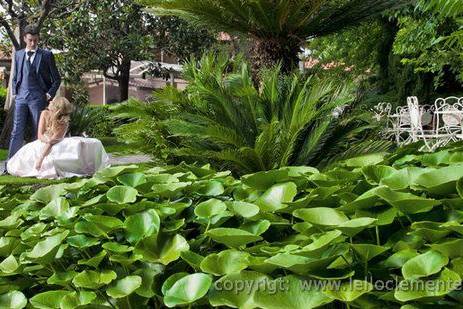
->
[8, 24, 61, 159]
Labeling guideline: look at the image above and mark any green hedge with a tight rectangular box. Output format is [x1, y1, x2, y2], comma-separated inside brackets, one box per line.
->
[2, 144, 463, 307]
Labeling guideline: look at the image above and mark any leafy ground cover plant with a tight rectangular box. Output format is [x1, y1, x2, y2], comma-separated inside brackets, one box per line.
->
[2, 143, 463, 308]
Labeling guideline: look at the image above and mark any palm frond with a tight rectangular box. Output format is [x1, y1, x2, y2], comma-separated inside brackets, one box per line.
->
[144, 0, 410, 39]
[417, 0, 463, 17]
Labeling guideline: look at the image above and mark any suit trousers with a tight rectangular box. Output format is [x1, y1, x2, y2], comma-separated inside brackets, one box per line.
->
[8, 96, 47, 159]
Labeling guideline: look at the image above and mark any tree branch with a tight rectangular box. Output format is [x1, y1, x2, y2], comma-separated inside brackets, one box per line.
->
[2, 0, 18, 19]
[36, 0, 53, 29]
[48, 0, 84, 20]
[0, 15, 19, 49]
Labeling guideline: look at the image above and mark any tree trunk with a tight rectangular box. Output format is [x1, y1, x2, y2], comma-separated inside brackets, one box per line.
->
[118, 58, 131, 102]
[248, 37, 301, 85]
[376, 17, 399, 93]
[0, 22, 27, 148]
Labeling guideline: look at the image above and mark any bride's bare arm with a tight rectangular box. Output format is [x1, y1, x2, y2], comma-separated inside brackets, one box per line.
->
[37, 111, 49, 143]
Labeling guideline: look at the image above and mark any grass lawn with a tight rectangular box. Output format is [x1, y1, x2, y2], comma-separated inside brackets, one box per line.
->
[0, 174, 66, 186]
[0, 149, 7, 161]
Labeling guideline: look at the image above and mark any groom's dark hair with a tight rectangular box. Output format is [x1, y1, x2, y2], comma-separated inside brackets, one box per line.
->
[24, 24, 39, 36]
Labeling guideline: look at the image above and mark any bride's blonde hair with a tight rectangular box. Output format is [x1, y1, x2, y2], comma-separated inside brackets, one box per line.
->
[48, 97, 74, 133]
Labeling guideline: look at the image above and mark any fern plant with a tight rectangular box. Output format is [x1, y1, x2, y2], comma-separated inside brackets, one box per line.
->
[112, 53, 390, 174]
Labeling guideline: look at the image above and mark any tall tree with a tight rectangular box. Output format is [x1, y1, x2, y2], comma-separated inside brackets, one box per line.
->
[0, 0, 81, 147]
[0, 0, 80, 50]
[144, 0, 411, 80]
[44, 3, 216, 102]
[45, 0, 157, 102]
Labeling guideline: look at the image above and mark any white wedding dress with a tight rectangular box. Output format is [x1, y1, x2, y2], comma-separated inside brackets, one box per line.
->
[7, 136, 110, 179]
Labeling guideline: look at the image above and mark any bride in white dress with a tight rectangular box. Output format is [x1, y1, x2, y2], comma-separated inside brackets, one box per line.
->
[7, 97, 110, 179]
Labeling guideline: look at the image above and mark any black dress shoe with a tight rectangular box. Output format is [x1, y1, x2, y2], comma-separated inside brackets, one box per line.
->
[0, 161, 8, 175]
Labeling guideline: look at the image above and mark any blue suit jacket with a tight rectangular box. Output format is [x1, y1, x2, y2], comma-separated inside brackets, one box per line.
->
[12, 48, 61, 99]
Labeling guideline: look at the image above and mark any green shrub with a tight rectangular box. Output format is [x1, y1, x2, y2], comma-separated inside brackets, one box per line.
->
[70, 105, 116, 138]
[0, 87, 7, 130]
[2, 143, 463, 307]
[111, 53, 390, 175]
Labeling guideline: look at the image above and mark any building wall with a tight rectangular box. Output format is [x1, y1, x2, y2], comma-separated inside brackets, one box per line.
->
[86, 78, 188, 105]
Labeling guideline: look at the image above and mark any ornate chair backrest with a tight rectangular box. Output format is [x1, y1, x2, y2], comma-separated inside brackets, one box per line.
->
[434, 97, 463, 133]
[407, 96, 422, 131]
[372, 102, 392, 121]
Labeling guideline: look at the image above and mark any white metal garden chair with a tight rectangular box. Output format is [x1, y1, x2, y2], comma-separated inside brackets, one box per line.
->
[373, 102, 414, 145]
[407, 97, 434, 150]
[434, 97, 463, 141]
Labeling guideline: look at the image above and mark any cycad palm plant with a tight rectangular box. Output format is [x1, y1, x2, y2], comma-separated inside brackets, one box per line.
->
[418, 0, 463, 17]
[112, 54, 390, 174]
[143, 0, 410, 77]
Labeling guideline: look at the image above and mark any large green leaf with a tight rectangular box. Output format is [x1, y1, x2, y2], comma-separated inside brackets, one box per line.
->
[60, 291, 96, 309]
[0, 291, 27, 309]
[293, 208, 349, 226]
[375, 187, 440, 214]
[117, 173, 147, 187]
[200, 250, 250, 275]
[158, 234, 190, 265]
[337, 218, 377, 237]
[66, 235, 100, 248]
[39, 198, 70, 220]
[125, 209, 160, 244]
[395, 268, 461, 301]
[72, 270, 117, 289]
[256, 182, 297, 212]
[47, 271, 77, 286]
[0, 255, 19, 274]
[95, 165, 139, 178]
[106, 186, 138, 204]
[26, 231, 69, 263]
[78, 250, 107, 268]
[206, 228, 263, 247]
[298, 230, 343, 254]
[194, 198, 227, 218]
[226, 201, 260, 218]
[413, 165, 463, 194]
[430, 239, 463, 258]
[195, 180, 225, 196]
[163, 273, 212, 307]
[134, 263, 164, 298]
[30, 184, 67, 204]
[240, 220, 271, 236]
[362, 165, 396, 185]
[264, 253, 339, 275]
[29, 290, 71, 309]
[382, 249, 419, 269]
[106, 276, 142, 298]
[75, 215, 124, 238]
[402, 250, 449, 280]
[242, 169, 290, 190]
[323, 280, 373, 302]
[351, 244, 389, 262]
[344, 153, 386, 167]
[102, 242, 133, 253]
[254, 275, 334, 309]
[209, 271, 270, 308]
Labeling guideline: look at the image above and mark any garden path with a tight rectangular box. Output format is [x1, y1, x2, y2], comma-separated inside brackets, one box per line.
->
[108, 153, 152, 165]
